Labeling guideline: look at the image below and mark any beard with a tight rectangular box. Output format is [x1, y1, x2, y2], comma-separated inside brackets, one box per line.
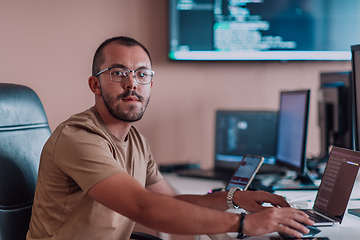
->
[99, 84, 150, 122]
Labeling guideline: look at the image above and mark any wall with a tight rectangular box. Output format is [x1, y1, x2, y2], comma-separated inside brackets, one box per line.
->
[0, 0, 351, 170]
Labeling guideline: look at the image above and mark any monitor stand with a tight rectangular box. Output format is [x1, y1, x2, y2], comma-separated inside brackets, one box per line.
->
[270, 168, 319, 191]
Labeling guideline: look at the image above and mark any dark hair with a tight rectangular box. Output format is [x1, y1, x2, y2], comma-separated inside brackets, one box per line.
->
[92, 36, 152, 76]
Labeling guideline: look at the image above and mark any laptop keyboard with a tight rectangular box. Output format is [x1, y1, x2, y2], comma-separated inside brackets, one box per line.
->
[302, 209, 331, 223]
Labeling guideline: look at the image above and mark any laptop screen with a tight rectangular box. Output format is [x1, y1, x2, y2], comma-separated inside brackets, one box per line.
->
[313, 147, 360, 222]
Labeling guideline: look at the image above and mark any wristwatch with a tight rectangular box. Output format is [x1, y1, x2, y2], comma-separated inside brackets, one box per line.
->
[227, 187, 242, 209]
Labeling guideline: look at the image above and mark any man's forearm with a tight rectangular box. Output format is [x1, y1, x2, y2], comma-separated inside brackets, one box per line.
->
[135, 192, 239, 235]
[88, 172, 239, 235]
[176, 190, 291, 213]
[175, 191, 229, 211]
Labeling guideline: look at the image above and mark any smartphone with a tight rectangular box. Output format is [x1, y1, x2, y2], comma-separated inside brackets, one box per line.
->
[348, 208, 360, 218]
[225, 155, 264, 191]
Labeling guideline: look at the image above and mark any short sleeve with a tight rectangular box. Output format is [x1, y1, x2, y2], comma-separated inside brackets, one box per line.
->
[53, 125, 125, 193]
[145, 144, 163, 186]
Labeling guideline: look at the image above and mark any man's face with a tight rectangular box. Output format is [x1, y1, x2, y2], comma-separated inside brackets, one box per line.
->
[97, 43, 153, 122]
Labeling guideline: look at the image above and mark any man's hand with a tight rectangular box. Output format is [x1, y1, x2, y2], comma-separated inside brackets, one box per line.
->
[233, 190, 290, 212]
[242, 207, 314, 238]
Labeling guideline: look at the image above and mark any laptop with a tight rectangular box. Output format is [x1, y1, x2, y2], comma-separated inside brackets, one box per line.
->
[176, 110, 278, 182]
[299, 146, 360, 226]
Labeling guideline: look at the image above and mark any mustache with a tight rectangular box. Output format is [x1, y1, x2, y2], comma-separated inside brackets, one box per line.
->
[117, 90, 144, 101]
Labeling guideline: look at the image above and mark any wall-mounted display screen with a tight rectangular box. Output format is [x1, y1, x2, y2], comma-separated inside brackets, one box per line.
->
[169, 0, 360, 61]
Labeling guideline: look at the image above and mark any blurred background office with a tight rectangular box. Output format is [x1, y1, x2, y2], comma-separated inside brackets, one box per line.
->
[1, 1, 358, 239]
[0, 0, 352, 170]
[0, 0, 352, 176]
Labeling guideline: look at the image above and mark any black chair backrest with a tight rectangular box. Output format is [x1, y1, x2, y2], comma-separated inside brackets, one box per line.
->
[0, 83, 51, 240]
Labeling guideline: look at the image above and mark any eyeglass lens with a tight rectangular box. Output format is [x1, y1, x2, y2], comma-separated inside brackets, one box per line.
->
[110, 68, 153, 84]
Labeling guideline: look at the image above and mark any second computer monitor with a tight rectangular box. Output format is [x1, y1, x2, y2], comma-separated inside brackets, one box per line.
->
[275, 90, 310, 175]
[352, 44, 360, 151]
[214, 110, 278, 171]
[317, 72, 354, 161]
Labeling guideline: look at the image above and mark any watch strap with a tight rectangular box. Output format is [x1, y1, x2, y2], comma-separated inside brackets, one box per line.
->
[227, 186, 242, 209]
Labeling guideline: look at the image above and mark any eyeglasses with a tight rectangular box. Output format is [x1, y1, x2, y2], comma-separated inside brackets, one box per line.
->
[95, 67, 155, 85]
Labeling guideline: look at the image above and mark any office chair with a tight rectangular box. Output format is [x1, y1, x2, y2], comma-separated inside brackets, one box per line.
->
[0, 83, 51, 240]
[0, 83, 161, 240]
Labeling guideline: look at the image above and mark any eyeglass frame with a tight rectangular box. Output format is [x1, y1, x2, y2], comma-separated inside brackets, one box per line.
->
[94, 67, 155, 85]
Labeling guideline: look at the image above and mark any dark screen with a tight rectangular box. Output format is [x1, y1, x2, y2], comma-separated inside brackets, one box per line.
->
[275, 90, 310, 174]
[313, 147, 360, 222]
[352, 45, 360, 151]
[169, 0, 360, 60]
[214, 110, 277, 171]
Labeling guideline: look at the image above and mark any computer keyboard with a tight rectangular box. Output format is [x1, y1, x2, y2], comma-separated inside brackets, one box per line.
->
[302, 209, 331, 223]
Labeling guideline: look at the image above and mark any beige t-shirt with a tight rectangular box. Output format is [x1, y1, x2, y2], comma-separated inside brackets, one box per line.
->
[27, 107, 163, 240]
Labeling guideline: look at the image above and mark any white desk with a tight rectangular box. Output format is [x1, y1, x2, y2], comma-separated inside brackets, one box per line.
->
[163, 173, 360, 240]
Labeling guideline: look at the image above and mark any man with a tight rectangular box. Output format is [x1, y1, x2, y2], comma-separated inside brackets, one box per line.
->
[27, 36, 313, 240]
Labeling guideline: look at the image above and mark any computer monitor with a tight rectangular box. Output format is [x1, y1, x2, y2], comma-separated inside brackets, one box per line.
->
[168, 0, 360, 61]
[275, 90, 311, 180]
[214, 110, 277, 171]
[351, 44, 360, 151]
[317, 72, 354, 162]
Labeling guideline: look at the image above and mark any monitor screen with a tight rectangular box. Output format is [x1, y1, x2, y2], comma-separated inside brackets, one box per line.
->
[275, 90, 310, 174]
[169, 0, 360, 61]
[214, 110, 277, 171]
[317, 72, 354, 161]
[352, 45, 360, 151]
[313, 146, 360, 221]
